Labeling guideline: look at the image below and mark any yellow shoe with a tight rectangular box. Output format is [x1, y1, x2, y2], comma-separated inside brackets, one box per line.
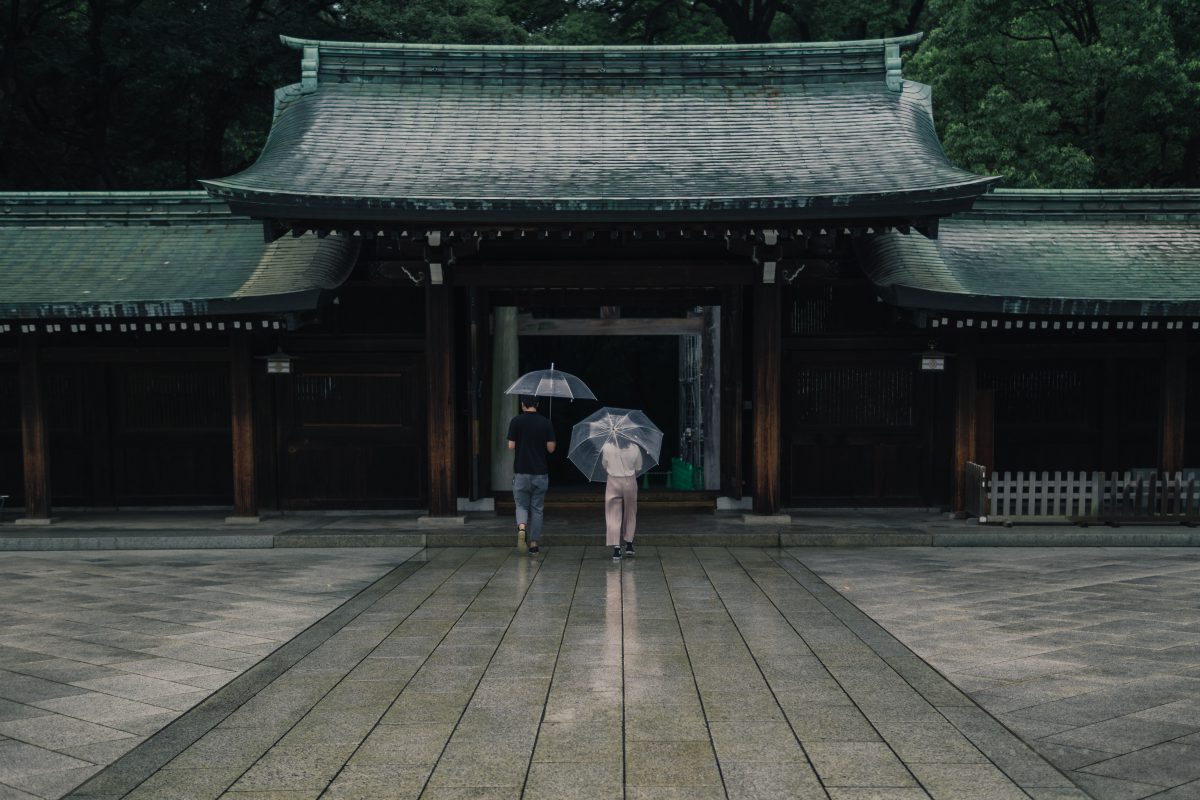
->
[517, 524, 528, 553]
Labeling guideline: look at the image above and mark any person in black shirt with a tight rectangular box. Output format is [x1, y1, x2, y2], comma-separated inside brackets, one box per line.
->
[507, 395, 556, 554]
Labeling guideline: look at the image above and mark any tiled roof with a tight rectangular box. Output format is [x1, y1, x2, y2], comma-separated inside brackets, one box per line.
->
[201, 35, 996, 224]
[0, 192, 357, 320]
[862, 190, 1200, 316]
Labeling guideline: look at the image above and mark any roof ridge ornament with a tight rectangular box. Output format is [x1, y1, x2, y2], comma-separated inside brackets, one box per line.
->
[301, 45, 319, 93]
[885, 43, 903, 91]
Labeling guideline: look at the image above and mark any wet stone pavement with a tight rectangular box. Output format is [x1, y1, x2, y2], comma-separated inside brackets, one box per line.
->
[33, 546, 1081, 799]
[797, 548, 1200, 800]
[0, 549, 422, 800]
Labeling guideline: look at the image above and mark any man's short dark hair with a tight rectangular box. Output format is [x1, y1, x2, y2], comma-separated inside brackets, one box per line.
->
[519, 395, 540, 408]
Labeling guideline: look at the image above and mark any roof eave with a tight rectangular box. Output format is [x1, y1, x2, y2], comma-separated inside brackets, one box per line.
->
[204, 180, 998, 228]
[880, 283, 1200, 318]
[0, 289, 336, 322]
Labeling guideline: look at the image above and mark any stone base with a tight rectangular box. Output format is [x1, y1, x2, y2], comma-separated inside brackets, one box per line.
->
[742, 513, 793, 526]
[14, 517, 57, 526]
[418, 515, 467, 528]
[224, 515, 262, 525]
[716, 496, 752, 511]
[457, 497, 495, 512]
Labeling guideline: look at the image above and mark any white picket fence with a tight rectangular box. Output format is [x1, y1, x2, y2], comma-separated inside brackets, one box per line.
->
[984, 470, 1200, 523]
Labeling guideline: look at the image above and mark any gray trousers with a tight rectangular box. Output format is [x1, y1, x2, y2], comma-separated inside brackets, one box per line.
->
[513, 473, 549, 541]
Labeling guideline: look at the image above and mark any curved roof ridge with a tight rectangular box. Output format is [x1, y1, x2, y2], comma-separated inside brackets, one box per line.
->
[968, 188, 1200, 220]
[1, 192, 230, 225]
[278, 33, 923, 55]
[280, 33, 920, 89]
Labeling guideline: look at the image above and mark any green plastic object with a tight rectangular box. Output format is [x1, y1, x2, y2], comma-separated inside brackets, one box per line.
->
[669, 457, 704, 490]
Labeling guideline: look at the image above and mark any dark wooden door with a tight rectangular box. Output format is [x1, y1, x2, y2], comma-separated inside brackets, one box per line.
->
[275, 355, 426, 509]
[783, 352, 935, 505]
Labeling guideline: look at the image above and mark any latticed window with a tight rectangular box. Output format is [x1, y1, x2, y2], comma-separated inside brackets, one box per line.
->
[296, 374, 416, 428]
[790, 364, 914, 428]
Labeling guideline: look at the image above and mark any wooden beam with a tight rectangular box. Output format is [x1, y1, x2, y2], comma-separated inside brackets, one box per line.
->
[453, 261, 755, 288]
[1161, 335, 1188, 474]
[426, 284, 456, 516]
[752, 284, 782, 514]
[518, 316, 705, 336]
[18, 336, 51, 521]
[43, 347, 229, 362]
[721, 288, 744, 499]
[952, 334, 979, 515]
[488, 288, 721, 309]
[229, 331, 258, 520]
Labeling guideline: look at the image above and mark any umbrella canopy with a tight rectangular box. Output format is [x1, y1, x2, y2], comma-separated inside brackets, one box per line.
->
[569, 407, 664, 483]
[504, 362, 596, 401]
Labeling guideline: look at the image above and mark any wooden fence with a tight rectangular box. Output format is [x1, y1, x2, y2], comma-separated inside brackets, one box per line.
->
[981, 470, 1200, 524]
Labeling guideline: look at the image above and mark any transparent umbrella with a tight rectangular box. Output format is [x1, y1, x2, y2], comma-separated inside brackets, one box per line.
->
[505, 362, 596, 418]
[504, 362, 596, 401]
[568, 407, 664, 483]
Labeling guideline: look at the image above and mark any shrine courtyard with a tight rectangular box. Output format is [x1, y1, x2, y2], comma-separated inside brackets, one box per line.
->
[2, 538, 1199, 799]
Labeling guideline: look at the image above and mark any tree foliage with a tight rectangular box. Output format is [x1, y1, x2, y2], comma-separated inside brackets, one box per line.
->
[909, 0, 1200, 187]
[0, 0, 1194, 189]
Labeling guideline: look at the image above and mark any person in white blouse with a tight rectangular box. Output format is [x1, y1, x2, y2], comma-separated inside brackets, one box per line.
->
[601, 438, 642, 561]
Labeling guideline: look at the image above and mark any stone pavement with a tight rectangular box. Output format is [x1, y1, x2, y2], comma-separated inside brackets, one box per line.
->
[6, 508, 1200, 551]
[0, 548, 421, 799]
[796, 548, 1200, 800]
[44, 546, 1078, 799]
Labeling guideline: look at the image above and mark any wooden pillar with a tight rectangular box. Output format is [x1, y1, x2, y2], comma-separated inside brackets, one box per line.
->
[467, 289, 484, 501]
[18, 335, 51, 522]
[1161, 335, 1187, 475]
[701, 306, 720, 490]
[952, 334, 979, 515]
[427, 283, 456, 516]
[229, 330, 258, 521]
[720, 287, 744, 499]
[752, 283, 781, 515]
[490, 306, 519, 494]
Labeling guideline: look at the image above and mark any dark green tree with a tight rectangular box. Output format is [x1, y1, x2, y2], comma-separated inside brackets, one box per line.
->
[909, 0, 1200, 187]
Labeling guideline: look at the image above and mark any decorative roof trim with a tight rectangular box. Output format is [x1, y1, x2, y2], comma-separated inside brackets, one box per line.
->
[203, 180, 996, 225]
[276, 33, 924, 87]
[279, 33, 923, 55]
[969, 188, 1200, 220]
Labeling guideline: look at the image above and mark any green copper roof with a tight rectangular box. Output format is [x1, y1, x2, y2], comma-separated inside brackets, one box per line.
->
[0, 192, 357, 320]
[863, 190, 1200, 317]
[201, 35, 996, 224]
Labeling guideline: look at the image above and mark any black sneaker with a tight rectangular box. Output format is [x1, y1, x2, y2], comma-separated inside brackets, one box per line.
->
[528, 543, 540, 555]
[612, 546, 622, 561]
[624, 542, 635, 557]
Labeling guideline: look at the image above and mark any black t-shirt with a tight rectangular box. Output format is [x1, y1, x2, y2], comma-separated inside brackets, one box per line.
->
[507, 412, 556, 475]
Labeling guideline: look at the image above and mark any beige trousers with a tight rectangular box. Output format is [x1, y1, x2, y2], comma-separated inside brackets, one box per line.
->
[605, 475, 638, 546]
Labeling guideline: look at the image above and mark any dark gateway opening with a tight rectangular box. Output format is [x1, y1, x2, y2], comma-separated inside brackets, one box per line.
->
[518, 334, 680, 490]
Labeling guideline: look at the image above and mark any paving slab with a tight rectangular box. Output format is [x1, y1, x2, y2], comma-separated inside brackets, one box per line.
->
[797, 547, 1200, 800]
[43, 546, 1072, 800]
[0, 548, 421, 800]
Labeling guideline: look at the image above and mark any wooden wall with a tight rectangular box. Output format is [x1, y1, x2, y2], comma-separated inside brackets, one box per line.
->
[0, 364, 20, 507]
[979, 356, 1161, 473]
[781, 282, 950, 507]
[269, 352, 425, 509]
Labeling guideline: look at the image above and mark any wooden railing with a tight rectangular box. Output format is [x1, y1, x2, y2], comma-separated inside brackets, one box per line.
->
[986, 471, 1200, 524]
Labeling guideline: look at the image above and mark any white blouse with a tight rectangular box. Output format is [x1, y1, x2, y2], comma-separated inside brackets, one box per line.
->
[601, 441, 643, 478]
